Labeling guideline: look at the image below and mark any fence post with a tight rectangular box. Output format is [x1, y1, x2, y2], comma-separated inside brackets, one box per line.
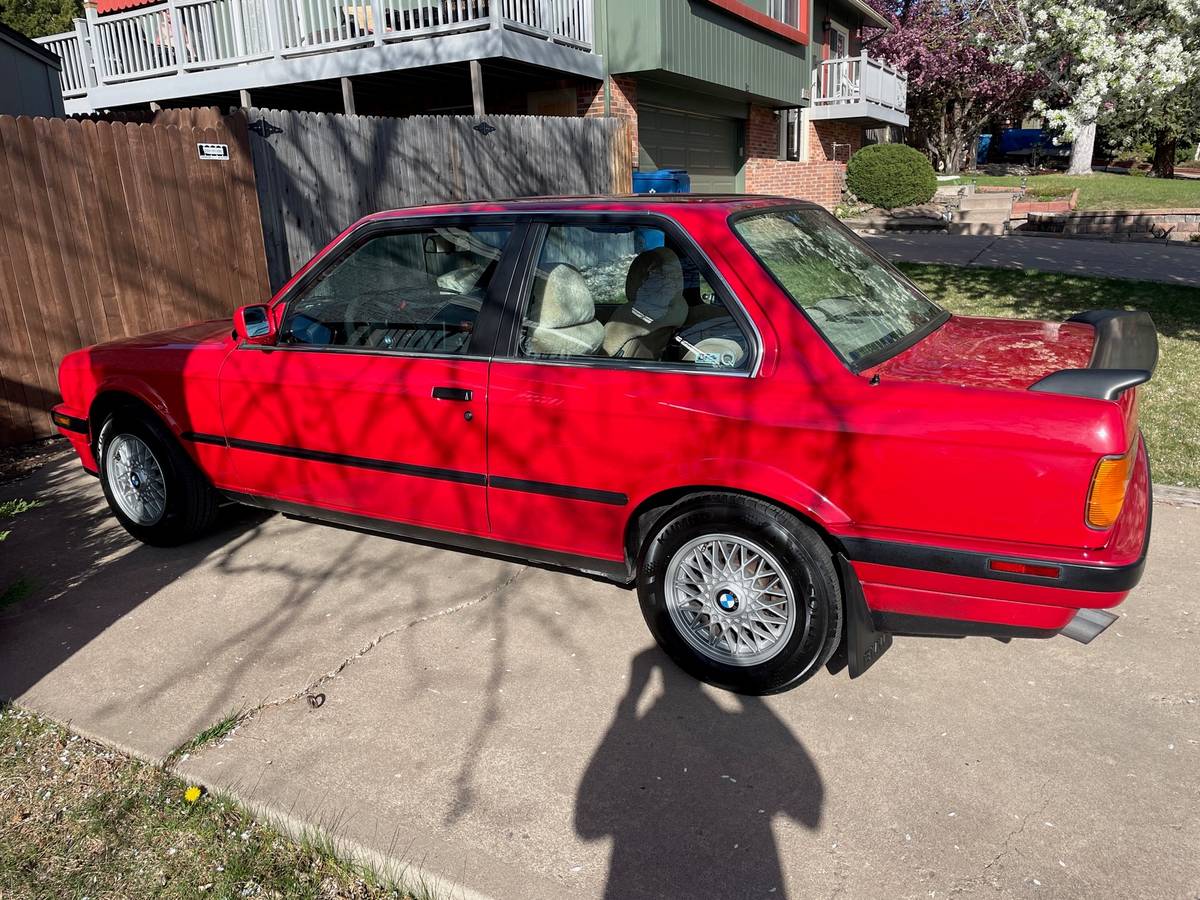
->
[490, 0, 503, 29]
[74, 16, 98, 88]
[166, 0, 187, 71]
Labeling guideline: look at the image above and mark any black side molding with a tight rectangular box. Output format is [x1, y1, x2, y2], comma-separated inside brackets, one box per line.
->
[1030, 310, 1158, 401]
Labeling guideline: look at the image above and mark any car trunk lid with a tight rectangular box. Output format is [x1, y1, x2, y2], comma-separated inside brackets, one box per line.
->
[864, 315, 1096, 391]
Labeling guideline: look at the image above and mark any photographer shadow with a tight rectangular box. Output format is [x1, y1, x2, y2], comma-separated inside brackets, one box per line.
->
[576, 648, 825, 900]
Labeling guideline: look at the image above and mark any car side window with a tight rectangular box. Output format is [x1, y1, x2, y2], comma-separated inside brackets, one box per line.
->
[280, 225, 512, 355]
[519, 224, 750, 370]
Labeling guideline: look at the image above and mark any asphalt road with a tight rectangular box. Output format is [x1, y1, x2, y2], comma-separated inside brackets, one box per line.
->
[865, 233, 1200, 286]
[1, 453, 1197, 899]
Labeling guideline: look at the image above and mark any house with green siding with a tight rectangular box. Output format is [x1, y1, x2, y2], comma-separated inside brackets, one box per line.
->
[37, 0, 906, 207]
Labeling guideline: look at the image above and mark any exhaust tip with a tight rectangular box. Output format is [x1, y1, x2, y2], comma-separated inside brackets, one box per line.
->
[1061, 608, 1120, 644]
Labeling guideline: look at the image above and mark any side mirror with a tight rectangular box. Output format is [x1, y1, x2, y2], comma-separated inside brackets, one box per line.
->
[233, 304, 276, 345]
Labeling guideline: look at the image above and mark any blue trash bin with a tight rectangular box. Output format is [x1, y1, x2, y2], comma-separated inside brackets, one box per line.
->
[632, 168, 691, 194]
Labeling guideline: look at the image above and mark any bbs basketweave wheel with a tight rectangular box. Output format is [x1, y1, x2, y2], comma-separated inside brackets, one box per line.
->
[636, 494, 842, 695]
[97, 409, 218, 547]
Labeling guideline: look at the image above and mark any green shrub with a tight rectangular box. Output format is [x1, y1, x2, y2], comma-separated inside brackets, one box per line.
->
[846, 144, 937, 209]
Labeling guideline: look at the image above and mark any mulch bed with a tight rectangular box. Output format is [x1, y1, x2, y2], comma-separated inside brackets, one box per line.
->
[0, 437, 67, 486]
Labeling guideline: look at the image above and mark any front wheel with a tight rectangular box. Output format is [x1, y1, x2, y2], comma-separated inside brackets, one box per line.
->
[636, 494, 842, 695]
[97, 410, 218, 546]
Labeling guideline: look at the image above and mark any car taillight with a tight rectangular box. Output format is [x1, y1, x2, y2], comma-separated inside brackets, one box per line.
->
[1086, 440, 1137, 529]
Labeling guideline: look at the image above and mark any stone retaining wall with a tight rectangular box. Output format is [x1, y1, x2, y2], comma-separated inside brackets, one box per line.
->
[1020, 208, 1200, 241]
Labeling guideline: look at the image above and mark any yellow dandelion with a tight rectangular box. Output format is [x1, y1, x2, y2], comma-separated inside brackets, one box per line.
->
[184, 785, 203, 804]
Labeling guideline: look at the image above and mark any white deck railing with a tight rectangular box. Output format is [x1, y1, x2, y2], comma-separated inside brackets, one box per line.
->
[37, 0, 592, 97]
[814, 52, 908, 113]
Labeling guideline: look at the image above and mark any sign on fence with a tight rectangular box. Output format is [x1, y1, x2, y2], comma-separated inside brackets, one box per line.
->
[197, 143, 230, 160]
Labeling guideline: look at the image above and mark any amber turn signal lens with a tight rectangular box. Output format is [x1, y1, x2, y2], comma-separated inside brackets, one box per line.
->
[1086, 445, 1136, 529]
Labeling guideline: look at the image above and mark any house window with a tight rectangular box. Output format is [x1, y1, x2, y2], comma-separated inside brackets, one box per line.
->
[769, 0, 800, 28]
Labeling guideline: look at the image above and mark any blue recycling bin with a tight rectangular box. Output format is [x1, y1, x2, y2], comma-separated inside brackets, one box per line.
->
[632, 168, 691, 194]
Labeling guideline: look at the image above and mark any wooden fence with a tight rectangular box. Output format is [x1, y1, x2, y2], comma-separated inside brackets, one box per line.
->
[248, 109, 633, 289]
[0, 108, 270, 444]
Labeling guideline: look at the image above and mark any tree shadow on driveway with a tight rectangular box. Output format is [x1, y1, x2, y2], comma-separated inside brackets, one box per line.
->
[0, 452, 270, 713]
[576, 648, 824, 900]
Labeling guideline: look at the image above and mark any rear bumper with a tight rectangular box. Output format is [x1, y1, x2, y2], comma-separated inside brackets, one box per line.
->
[842, 434, 1152, 639]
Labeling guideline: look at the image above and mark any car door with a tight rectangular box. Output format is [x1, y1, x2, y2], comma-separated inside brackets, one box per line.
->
[484, 215, 759, 563]
[218, 218, 521, 535]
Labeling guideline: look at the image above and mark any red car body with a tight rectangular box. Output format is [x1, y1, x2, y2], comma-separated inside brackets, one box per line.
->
[52, 196, 1153, 674]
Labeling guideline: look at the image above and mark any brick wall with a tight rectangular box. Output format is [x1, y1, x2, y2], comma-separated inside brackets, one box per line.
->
[743, 106, 860, 209]
[807, 118, 862, 164]
[579, 75, 638, 160]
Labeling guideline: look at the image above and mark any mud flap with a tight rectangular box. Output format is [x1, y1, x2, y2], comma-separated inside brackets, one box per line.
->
[826, 554, 893, 678]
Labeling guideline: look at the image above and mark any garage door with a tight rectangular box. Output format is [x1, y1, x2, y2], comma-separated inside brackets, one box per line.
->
[638, 105, 741, 193]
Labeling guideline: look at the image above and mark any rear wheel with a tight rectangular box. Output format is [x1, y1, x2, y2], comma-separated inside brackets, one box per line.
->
[97, 410, 218, 546]
[636, 494, 842, 694]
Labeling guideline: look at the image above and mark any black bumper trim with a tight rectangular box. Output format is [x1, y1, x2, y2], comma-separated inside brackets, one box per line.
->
[841, 534, 1147, 594]
[871, 612, 1059, 640]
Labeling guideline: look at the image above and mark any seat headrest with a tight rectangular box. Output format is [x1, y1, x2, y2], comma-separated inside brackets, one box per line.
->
[529, 264, 596, 329]
[625, 247, 686, 323]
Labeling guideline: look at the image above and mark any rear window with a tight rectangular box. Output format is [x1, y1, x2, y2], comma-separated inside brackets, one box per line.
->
[732, 208, 948, 369]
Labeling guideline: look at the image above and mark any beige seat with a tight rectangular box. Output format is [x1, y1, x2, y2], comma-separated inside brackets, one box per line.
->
[602, 247, 689, 359]
[525, 263, 605, 357]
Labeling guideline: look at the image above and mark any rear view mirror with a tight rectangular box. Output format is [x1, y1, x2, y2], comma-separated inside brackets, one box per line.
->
[233, 304, 275, 345]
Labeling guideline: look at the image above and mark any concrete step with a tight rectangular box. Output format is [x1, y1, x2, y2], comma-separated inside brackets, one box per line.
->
[958, 193, 1017, 211]
[953, 208, 1010, 224]
[949, 220, 1007, 236]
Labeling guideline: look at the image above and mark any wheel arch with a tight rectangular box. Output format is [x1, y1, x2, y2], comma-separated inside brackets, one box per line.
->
[88, 388, 178, 454]
[623, 485, 849, 577]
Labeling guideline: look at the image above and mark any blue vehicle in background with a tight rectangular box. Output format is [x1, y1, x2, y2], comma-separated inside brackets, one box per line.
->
[977, 129, 1071, 167]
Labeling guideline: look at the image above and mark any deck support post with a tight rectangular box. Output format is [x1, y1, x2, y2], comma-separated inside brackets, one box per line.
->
[470, 59, 485, 117]
[239, 89, 252, 108]
[74, 16, 97, 88]
[341, 77, 356, 116]
[166, 0, 186, 74]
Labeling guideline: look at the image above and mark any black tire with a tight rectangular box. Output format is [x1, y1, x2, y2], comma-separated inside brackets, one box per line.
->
[636, 494, 842, 695]
[96, 409, 219, 547]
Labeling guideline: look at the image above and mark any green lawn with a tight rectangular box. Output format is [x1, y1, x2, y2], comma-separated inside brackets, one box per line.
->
[898, 263, 1200, 489]
[947, 173, 1200, 209]
[0, 703, 422, 899]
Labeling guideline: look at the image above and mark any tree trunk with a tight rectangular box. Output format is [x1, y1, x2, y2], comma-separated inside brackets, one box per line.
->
[1067, 119, 1096, 175]
[1152, 131, 1176, 178]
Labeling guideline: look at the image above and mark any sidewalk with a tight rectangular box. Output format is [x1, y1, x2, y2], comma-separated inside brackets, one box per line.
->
[865, 232, 1200, 285]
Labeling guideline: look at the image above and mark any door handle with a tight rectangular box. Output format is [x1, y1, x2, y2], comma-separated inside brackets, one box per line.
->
[432, 386, 473, 402]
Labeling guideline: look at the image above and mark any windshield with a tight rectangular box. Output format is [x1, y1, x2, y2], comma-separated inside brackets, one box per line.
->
[732, 208, 948, 368]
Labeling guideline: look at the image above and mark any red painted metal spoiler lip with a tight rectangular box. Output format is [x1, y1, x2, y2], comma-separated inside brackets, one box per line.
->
[1029, 310, 1158, 401]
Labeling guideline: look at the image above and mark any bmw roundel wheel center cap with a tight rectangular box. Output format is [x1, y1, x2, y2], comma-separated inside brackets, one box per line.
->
[716, 588, 740, 613]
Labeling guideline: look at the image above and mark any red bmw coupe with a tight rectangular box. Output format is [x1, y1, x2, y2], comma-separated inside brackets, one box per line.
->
[52, 196, 1155, 693]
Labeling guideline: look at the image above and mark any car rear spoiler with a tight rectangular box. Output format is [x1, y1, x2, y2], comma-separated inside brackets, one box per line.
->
[1029, 310, 1159, 401]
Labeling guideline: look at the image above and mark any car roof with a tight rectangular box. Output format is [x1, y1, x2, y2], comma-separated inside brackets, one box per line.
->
[362, 194, 818, 221]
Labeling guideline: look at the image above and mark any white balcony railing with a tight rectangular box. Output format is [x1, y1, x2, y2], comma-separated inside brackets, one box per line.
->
[39, 25, 91, 97]
[814, 52, 908, 113]
[37, 0, 593, 100]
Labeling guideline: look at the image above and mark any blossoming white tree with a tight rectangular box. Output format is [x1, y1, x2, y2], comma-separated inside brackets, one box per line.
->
[985, 0, 1199, 175]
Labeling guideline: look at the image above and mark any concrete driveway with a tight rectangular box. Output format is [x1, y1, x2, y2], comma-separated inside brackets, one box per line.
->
[2, 452, 1197, 899]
